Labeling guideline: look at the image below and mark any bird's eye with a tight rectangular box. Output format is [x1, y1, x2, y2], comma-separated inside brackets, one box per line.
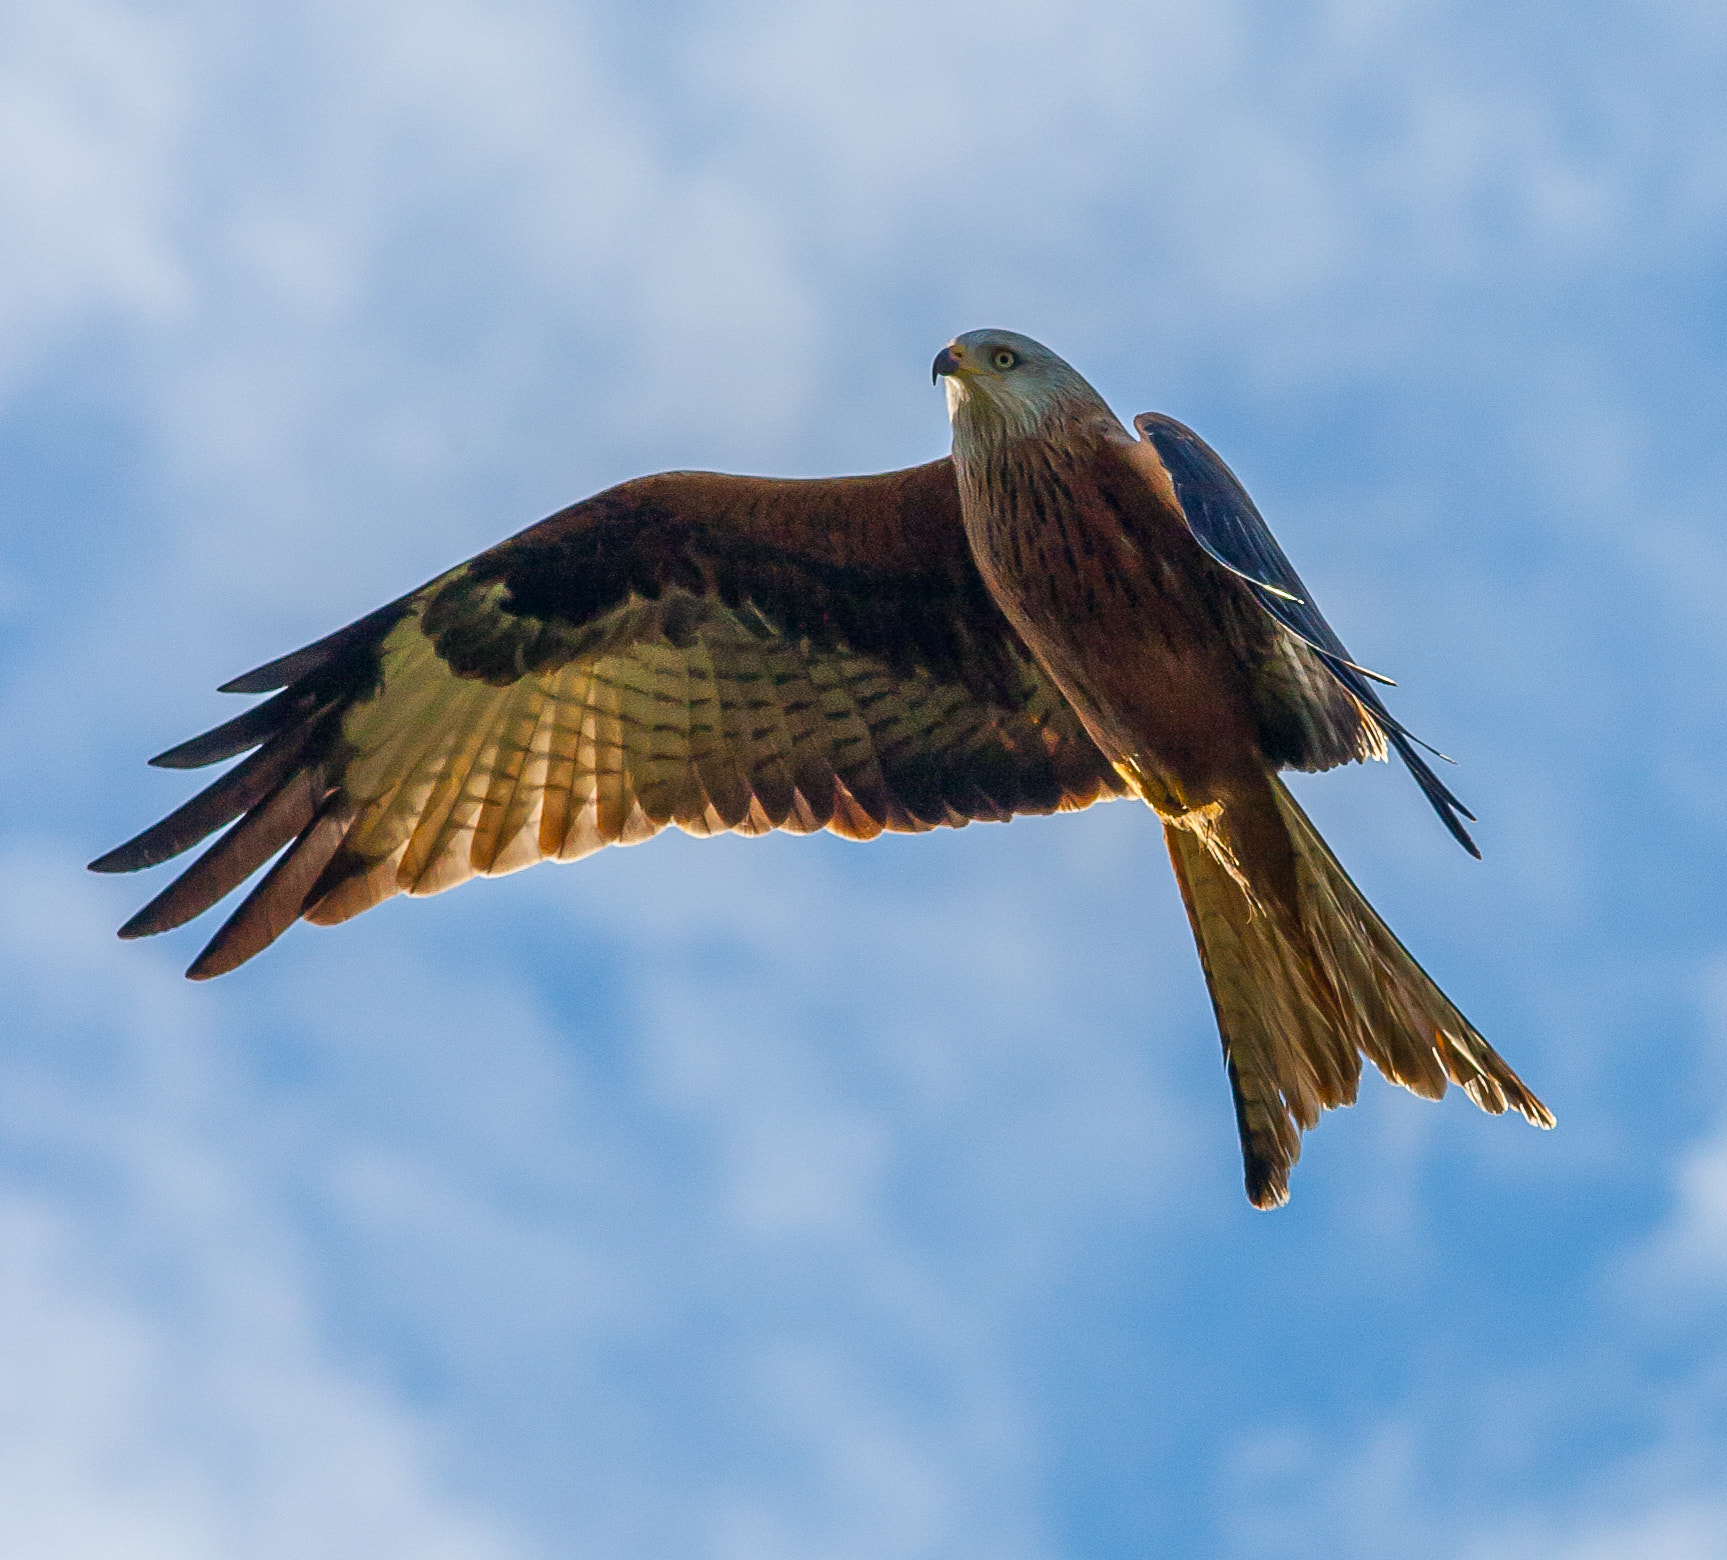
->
[992, 349, 1018, 370]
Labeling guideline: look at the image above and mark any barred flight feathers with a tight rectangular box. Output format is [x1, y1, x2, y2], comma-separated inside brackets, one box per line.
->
[94, 461, 1127, 978]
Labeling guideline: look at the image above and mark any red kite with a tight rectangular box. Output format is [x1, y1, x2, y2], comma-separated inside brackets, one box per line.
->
[94, 330, 1551, 1206]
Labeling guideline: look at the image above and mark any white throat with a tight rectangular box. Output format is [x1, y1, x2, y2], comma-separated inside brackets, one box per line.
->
[944, 378, 1048, 466]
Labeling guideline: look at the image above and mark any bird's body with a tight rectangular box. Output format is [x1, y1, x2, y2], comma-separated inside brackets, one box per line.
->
[957, 399, 1315, 964]
[957, 404, 1271, 814]
[94, 329, 1551, 1205]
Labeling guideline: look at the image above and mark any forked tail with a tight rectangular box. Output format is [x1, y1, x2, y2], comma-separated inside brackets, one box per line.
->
[1163, 777, 1553, 1208]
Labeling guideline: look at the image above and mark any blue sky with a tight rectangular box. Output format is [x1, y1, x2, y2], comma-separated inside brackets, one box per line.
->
[3, 1, 1726, 1555]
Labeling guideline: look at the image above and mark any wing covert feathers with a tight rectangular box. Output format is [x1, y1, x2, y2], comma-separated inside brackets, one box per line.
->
[95, 464, 1124, 976]
[1164, 777, 1550, 1209]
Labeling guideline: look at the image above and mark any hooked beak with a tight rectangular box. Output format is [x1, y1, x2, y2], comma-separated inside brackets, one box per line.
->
[931, 344, 963, 383]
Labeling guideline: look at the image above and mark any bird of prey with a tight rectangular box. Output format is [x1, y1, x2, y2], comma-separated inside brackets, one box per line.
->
[93, 329, 1552, 1207]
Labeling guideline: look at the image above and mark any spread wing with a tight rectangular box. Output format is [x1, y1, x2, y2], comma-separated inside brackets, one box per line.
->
[1132, 412, 1480, 857]
[92, 459, 1127, 978]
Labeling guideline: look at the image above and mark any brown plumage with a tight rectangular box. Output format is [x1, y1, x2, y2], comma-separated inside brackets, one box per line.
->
[93, 329, 1551, 1206]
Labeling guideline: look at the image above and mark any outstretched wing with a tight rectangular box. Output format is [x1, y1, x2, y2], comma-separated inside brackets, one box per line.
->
[1132, 412, 1480, 858]
[92, 459, 1127, 978]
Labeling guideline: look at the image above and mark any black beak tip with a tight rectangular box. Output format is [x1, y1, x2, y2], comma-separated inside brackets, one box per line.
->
[931, 345, 960, 384]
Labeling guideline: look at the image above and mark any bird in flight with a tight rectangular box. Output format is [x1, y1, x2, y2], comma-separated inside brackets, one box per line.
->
[94, 330, 1552, 1206]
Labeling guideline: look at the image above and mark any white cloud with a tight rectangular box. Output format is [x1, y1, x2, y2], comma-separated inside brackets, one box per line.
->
[0, 0, 190, 402]
[1500, 1504, 1727, 1560]
[1625, 1125, 1727, 1302]
[1610, 955, 1727, 1313]
[0, 847, 528, 1559]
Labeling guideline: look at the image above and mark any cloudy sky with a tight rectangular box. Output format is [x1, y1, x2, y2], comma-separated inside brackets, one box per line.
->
[4, 0, 1727, 1555]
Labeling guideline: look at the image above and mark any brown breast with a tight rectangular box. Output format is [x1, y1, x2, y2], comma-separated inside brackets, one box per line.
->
[954, 432, 1272, 810]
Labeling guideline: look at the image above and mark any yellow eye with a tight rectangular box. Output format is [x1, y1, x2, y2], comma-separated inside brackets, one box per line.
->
[992, 349, 1018, 370]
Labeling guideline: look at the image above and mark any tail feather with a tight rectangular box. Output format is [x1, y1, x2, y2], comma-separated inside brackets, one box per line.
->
[1165, 777, 1552, 1209]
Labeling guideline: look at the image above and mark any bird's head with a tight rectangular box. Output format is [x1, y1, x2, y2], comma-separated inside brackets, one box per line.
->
[932, 330, 1118, 454]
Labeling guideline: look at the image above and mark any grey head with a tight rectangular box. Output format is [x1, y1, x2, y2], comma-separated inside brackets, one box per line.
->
[931, 329, 1123, 454]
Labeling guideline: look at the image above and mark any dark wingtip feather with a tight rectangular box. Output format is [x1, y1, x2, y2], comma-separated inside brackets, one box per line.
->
[114, 768, 329, 940]
[100, 593, 410, 968]
[1445, 815, 1482, 860]
[89, 722, 322, 875]
[186, 802, 353, 979]
[1388, 730, 1481, 858]
[117, 908, 160, 939]
[220, 652, 323, 695]
[148, 690, 309, 769]
[218, 598, 413, 694]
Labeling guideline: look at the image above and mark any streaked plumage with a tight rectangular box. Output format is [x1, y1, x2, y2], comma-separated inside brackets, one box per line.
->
[95, 330, 1551, 1206]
